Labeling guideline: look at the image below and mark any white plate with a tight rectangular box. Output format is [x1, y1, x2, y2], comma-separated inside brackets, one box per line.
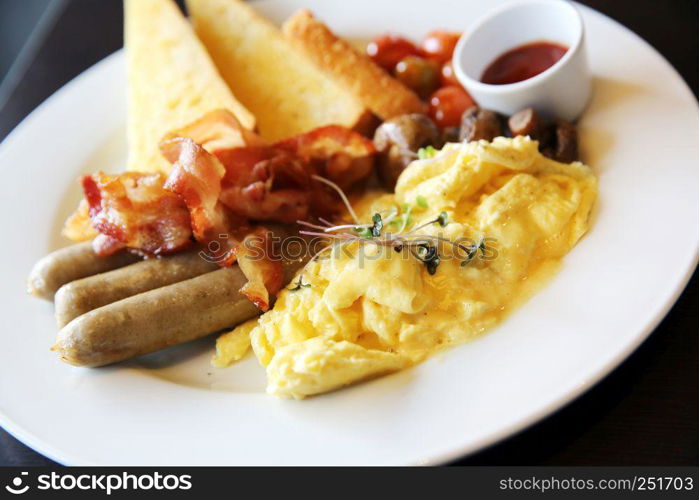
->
[1, 0, 698, 466]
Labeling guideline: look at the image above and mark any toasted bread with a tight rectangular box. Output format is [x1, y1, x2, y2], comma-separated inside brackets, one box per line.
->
[185, 0, 373, 141]
[282, 9, 426, 121]
[125, 0, 255, 175]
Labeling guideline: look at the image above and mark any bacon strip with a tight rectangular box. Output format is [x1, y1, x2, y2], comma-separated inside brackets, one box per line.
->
[81, 172, 192, 256]
[64, 111, 375, 309]
[63, 199, 98, 242]
[216, 146, 312, 223]
[212, 125, 376, 222]
[160, 135, 267, 269]
[159, 134, 283, 310]
[162, 112, 376, 225]
[232, 227, 284, 311]
[275, 124, 376, 189]
[160, 137, 237, 243]
[92, 233, 126, 257]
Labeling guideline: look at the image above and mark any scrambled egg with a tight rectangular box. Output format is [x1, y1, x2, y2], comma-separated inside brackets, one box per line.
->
[215, 136, 597, 399]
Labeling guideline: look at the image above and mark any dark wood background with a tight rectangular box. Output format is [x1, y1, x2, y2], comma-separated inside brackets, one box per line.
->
[0, 0, 697, 466]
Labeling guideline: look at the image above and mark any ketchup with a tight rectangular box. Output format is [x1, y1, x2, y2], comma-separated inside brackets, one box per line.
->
[481, 41, 568, 85]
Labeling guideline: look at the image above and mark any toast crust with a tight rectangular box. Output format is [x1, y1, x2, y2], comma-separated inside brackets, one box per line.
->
[282, 9, 426, 120]
[187, 0, 370, 141]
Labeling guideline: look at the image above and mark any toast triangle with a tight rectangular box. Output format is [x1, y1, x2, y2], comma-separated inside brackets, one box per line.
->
[186, 0, 372, 142]
[125, 0, 255, 175]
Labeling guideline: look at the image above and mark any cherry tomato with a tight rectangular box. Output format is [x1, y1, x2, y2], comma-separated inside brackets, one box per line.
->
[420, 30, 462, 62]
[428, 86, 476, 128]
[367, 34, 421, 72]
[440, 61, 460, 87]
[394, 56, 441, 98]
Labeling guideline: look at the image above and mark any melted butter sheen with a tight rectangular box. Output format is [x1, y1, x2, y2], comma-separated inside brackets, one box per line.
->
[217, 136, 598, 399]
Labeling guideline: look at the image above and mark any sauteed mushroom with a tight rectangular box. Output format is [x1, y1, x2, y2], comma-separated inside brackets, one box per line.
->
[373, 113, 442, 189]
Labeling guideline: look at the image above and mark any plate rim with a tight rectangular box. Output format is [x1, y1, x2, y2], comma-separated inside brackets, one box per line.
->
[428, 0, 699, 465]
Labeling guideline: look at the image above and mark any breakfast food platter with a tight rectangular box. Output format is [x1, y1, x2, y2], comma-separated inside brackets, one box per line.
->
[0, 0, 697, 465]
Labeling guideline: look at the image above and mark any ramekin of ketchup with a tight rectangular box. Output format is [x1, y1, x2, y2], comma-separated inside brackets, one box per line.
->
[481, 41, 568, 85]
[452, 0, 591, 121]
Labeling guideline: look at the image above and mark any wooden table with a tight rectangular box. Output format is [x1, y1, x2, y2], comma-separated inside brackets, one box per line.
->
[0, 0, 697, 466]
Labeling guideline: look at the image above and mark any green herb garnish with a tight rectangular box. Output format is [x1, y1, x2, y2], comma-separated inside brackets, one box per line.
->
[412, 242, 441, 275]
[371, 213, 383, 237]
[289, 276, 311, 291]
[417, 145, 437, 160]
[460, 238, 486, 266]
[437, 211, 448, 227]
[388, 214, 413, 230]
[353, 213, 383, 238]
[296, 176, 491, 280]
[353, 226, 374, 239]
[425, 257, 441, 275]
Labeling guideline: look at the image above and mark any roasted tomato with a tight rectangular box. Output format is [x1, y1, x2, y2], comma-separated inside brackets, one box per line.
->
[367, 34, 421, 72]
[440, 61, 460, 87]
[420, 30, 461, 63]
[394, 56, 440, 98]
[428, 86, 476, 128]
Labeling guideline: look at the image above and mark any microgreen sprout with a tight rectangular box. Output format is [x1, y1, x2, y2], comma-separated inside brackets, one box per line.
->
[460, 238, 486, 267]
[289, 275, 311, 291]
[371, 213, 383, 237]
[411, 241, 441, 275]
[353, 226, 374, 239]
[297, 176, 487, 276]
[437, 211, 448, 227]
[311, 174, 359, 223]
[417, 145, 437, 160]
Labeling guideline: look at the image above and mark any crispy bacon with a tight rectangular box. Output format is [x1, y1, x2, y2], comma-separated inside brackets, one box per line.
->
[63, 199, 98, 242]
[216, 147, 312, 223]
[81, 172, 192, 256]
[160, 137, 239, 243]
[92, 233, 126, 257]
[232, 227, 284, 311]
[208, 126, 376, 222]
[161, 110, 314, 224]
[64, 111, 376, 310]
[161, 111, 376, 225]
[159, 135, 284, 309]
[275, 125, 376, 189]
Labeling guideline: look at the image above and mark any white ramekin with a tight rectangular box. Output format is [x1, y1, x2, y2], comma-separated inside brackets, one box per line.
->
[452, 0, 591, 121]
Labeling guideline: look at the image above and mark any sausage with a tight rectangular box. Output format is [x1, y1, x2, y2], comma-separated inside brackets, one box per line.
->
[459, 106, 504, 142]
[27, 242, 140, 301]
[53, 258, 306, 367]
[373, 114, 442, 190]
[54, 249, 219, 327]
